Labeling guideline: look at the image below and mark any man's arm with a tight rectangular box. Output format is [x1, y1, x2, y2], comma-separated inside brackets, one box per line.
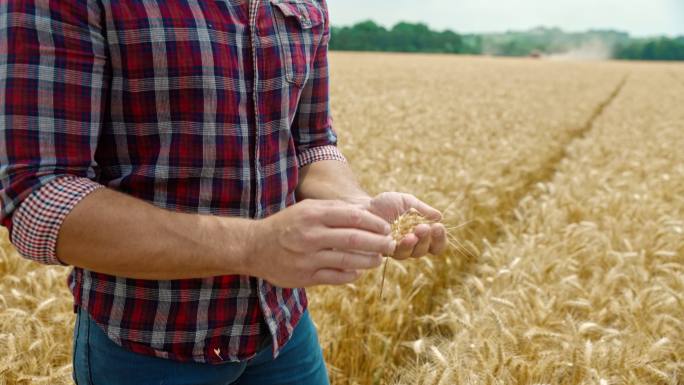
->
[56, 187, 254, 280]
[296, 160, 369, 203]
[289, 1, 447, 259]
[1, 0, 392, 287]
[56, 185, 392, 284]
[0, 0, 240, 280]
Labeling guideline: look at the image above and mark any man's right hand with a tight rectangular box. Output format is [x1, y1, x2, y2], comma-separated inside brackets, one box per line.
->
[246, 199, 396, 288]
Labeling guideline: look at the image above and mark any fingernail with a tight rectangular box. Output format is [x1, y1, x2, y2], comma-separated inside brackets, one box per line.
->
[384, 224, 391, 234]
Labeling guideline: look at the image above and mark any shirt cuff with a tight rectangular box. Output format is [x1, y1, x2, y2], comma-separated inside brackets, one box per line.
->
[10, 176, 104, 266]
[297, 145, 347, 168]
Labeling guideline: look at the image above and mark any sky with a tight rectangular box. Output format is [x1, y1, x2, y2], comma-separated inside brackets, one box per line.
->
[328, 0, 684, 37]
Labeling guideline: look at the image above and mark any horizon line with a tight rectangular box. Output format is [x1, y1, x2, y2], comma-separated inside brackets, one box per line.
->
[331, 19, 684, 39]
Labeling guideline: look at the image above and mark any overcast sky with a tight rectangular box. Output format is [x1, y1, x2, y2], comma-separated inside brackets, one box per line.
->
[328, 0, 684, 37]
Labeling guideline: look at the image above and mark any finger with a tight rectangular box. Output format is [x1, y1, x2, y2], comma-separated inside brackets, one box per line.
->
[322, 229, 396, 255]
[317, 250, 383, 271]
[322, 207, 391, 235]
[410, 224, 432, 258]
[393, 234, 418, 260]
[413, 223, 431, 238]
[311, 269, 361, 286]
[429, 224, 448, 255]
[406, 196, 442, 221]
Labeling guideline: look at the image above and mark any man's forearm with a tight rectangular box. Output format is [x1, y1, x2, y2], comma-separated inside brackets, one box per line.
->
[296, 160, 370, 203]
[57, 188, 254, 280]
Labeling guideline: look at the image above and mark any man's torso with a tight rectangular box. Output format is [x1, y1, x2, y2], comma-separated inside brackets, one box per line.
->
[55, 0, 329, 363]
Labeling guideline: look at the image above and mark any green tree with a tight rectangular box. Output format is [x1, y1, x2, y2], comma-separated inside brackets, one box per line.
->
[329, 20, 465, 54]
[330, 20, 389, 51]
[615, 37, 684, 61]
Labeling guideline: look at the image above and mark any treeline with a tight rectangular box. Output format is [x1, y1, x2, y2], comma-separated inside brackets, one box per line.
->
[615, 37, 684, 60]
[329, 21, 684, 61]
[330, 21, 479, 54]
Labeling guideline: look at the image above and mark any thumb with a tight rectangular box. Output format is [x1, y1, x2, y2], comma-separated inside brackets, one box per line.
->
[406, 196, 442, 221]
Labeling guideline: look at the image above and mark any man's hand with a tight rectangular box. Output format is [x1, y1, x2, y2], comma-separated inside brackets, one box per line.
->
[354, 192, 448, 260]
[248, 199, 395, 288]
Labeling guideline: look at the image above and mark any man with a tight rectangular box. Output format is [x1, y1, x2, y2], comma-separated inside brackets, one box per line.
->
[0, 0, 447, 384]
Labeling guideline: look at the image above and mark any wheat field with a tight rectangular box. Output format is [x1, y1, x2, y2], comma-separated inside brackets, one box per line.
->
[1, 53, 683, 384]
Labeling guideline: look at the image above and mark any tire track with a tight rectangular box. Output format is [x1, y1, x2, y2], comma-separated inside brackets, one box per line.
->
[426, 74, 630, 315]
[461, 74, 630, 254]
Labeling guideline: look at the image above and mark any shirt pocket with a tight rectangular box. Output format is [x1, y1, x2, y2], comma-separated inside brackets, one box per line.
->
[270, 0, 326, 88]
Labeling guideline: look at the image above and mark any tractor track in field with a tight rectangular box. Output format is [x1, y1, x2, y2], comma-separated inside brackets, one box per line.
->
[464, 74, 630, 250]
[424, 74, 630, 320]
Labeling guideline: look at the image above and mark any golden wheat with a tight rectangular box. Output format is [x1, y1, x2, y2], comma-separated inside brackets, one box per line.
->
[0, 230, 74, 385]
[379, 209, 434, 299]
[393, 65, 684, 385]
[309, 53, 635, 384]
[1, 53, 682, 384]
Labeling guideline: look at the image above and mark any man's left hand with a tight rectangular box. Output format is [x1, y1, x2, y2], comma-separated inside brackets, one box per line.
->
[354, 192, 448, 260]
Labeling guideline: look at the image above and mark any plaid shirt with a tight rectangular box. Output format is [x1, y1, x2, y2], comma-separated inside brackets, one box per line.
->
[0, 0, 345, 363]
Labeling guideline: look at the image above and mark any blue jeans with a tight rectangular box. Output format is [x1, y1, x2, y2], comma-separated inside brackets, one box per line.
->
[72, 306, 330, 385]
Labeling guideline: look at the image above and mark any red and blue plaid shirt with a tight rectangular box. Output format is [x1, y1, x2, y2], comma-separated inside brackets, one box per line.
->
[0, 0, 345, 363]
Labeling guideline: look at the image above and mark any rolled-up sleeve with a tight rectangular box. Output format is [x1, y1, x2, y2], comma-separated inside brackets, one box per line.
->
[292, 0, 346, 168]
[0, 0, 107, 265]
